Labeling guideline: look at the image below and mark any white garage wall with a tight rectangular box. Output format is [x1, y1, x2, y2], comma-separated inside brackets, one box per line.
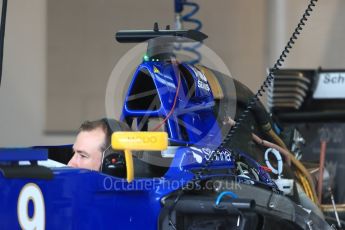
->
[268, 0, 345, 68]
[0, 0, 72, 146]
[45, 0, 268, 132]
[0, 0, 343, 147]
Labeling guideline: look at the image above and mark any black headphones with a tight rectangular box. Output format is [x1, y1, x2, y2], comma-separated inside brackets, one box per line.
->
[100, 118, 130, 178]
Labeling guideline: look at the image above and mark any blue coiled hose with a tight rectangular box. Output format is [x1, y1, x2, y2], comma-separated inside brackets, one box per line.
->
[174, 0, 203, 64]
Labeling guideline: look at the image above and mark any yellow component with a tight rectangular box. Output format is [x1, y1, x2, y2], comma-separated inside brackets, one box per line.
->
[112, 132, 168, 151]
[267, 128, 288, 149]
[297, 171, 314, 202]
[124, 149, 134, 182]
[301, 178, 311, 198]
[305, 180, 315, 202]
[260, 122, 288, 149]
[196, 65, 224, 99]
[112, 132, 168, 182]
[322, 204, 345, 212]
[153, 66, 160, 74]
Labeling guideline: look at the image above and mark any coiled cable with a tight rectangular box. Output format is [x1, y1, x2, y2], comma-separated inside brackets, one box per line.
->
[174, 0, 203, 64]
[220, 0, 318, 148]
[197, 0, 318, 179]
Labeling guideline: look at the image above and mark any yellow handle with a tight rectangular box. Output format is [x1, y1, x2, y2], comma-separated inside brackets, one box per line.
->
[112, 132, 168, 151]
[111, 132, 168, 183]
[124, 149, 134, 182]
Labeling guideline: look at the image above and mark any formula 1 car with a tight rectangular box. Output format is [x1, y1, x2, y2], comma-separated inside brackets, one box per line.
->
[0, 0, 336, 226]
[0, 22, 334, 229]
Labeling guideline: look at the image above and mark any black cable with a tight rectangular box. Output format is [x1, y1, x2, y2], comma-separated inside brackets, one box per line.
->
[200, 0, 318, 173]
[221, 0, 318, 148]
[167, 190, 183, 230]
[0, 0, 8, 86]
[166, 1, 319, 226]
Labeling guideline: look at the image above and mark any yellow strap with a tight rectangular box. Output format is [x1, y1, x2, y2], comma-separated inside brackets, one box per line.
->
[124, 149, 134, 182]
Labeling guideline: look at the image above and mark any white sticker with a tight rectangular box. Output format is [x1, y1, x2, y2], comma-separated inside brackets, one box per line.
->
[17, 183, 45, 230]
[313, 72, 345, 99]
[197, 80, 210, 91]
[190, 66, 211, 92]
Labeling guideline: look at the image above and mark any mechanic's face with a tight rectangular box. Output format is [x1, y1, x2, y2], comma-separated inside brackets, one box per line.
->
[68, 127, 105, 171]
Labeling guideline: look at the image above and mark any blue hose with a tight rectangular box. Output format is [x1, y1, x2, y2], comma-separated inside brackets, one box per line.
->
[181, 2, 202, 31]
[215, 191, 239, 206]
[174, 0, 203, 64]
[174, 0, 185, 13]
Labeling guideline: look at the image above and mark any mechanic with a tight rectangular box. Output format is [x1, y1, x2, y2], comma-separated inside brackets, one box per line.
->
[68, 118, 130, 171]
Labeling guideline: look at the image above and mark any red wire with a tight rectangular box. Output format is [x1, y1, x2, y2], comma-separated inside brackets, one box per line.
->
[152, 63, 181, 131]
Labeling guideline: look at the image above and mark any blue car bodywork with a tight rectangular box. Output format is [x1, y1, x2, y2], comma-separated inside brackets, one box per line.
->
[0, 56, 267, 229]
[0, 146, 235, 229]
[0, 28, 332, 229]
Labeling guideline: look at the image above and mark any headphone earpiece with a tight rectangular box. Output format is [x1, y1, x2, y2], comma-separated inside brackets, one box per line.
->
[102, 152, 127, 178]
[100, 118, 131, 178]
